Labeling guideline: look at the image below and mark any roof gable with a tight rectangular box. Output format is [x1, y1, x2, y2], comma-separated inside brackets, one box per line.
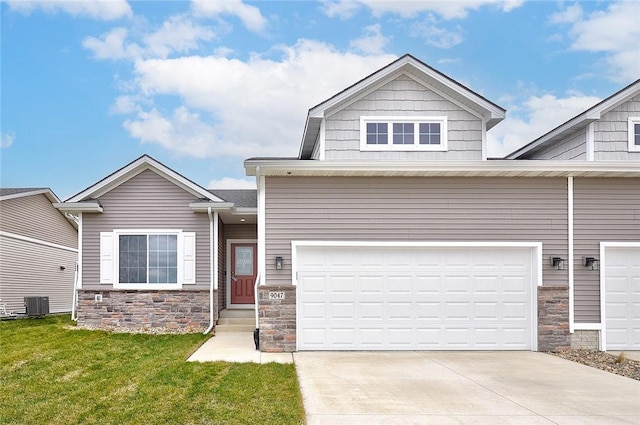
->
[506, 78, 640, 159]
[0, 188, 60, 203]
[299, 54, 506, 159]
[66, 155, 222, 203]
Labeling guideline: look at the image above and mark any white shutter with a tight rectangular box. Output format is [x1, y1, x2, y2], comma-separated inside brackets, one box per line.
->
[182, 232, 196, 284]
[99, 232, 115, 284]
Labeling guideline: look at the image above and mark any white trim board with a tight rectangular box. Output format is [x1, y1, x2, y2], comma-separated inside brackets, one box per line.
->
[599, 241, 640, 351]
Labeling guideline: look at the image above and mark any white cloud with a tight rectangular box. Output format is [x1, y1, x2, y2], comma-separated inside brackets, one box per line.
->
[349, 24, 389, 55]
[552, 1, 640, 83]
[487, 93, 601, 157]
[142, 15, 216, 58]
[5, 0, 132, 20]
[322, 0, 523, 20]
[191, 0, 267, 33]
[1, 131, 15, 148]
[122, 41, 396, 159]
[82, 27, 140, 60]
[208, 177, 256, 189]
[83, 16, 215, 60]
[411, 22, 464, 49]
[549, 3, 583, 24]
[320, 0, 361, 19]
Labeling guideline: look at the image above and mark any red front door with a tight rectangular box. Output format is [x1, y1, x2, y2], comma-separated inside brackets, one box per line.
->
[230, 243, 257, 304]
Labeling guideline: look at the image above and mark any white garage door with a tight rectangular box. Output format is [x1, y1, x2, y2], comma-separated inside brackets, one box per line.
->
[296, 244, 535, 351]
[604, 246, 640, 351]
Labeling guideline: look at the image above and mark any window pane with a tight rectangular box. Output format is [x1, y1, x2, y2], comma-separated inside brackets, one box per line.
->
[235, 246, 253, 275]
[366, 122, 388, 144]
[635, 123, 640, 146]
[419, 122, 441, 145]
[393, 122, 414, 144]
[119, 235, 147, 283]
[147, 234, 177, 284]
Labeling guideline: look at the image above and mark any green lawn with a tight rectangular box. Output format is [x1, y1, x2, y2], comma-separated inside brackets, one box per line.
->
[0, 316, 305, 425]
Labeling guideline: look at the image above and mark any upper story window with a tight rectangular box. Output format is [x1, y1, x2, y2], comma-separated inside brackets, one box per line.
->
[361, 116, 447, 151]
[629, 118, 640, 152]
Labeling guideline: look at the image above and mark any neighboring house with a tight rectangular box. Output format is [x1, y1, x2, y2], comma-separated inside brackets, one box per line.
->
[0, 188, 78, 315]
[56, 54, 638, 353]
[54, 157, 257, 331]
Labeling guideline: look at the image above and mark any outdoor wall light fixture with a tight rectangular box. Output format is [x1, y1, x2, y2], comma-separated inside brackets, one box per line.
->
[550, 256, 566, 270]
[59, 266, 66, 271]
[275, 256, 283, 270]
[583, 256, 599, 271]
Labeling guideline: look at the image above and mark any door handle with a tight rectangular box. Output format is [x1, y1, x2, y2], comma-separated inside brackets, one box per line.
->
[231, 274, 238, 282]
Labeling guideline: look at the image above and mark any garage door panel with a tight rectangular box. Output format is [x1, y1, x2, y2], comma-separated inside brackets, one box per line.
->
[475, 302, 499, 319]
[297, 245, 534, 351]
[604, 246, 640, 351]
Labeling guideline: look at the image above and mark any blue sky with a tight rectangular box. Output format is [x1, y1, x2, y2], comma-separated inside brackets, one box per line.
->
[2, 0, 639, 199]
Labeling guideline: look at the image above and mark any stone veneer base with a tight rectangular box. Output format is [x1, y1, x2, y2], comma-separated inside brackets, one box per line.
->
[77, 289, 213, 332]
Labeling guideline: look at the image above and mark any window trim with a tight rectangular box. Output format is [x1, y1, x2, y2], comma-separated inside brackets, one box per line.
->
[360, 116, 448, 152]
[628, 117, 640, 152]
[106, 229, 193, 290]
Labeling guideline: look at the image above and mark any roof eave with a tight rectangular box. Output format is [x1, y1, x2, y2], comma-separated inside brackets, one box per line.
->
[53, 202, 104, 213]
[244, 159, 640, 178]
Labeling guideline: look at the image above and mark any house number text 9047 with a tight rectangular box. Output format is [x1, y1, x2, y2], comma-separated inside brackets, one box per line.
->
[269, 292, 285, 300]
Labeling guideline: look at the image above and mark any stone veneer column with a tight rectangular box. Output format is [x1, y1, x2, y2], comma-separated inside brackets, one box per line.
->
[77, 290, 213, 332]
[258, 285, 296, 352]
[537, 286, 570, 351]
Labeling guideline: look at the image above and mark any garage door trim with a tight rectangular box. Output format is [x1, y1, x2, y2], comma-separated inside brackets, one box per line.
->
[292, 241, 543, 351]
[600, 241, 640, 351]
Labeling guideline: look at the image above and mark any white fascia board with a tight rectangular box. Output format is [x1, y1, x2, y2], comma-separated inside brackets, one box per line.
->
[505, 118, 596, 159]
[53, 202, 103, 213]
[245, 159, 640, 177]
[67, 156, 222, 202]
[0, 188, 60, 203]
[189, 202, 235, 211]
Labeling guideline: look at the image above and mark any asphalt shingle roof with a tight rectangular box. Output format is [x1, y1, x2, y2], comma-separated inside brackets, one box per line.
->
[208, 189, 257, 208]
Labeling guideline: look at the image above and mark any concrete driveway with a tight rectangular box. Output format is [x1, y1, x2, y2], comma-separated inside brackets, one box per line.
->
[294, 351, 640, 425]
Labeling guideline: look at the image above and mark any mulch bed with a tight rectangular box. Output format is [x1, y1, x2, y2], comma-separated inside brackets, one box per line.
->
[551, 350, 640, 381]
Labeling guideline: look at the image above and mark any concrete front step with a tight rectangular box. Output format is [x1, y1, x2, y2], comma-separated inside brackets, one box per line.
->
[219, 309, 254, 318]
[216, 309, 255, 332]
[217, 317, 254, 326]
[216, 324, 256, 332]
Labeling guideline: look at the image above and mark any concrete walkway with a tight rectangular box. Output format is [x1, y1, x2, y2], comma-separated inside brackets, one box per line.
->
[187, 332, 293, 364]
[295, 351, 640, 425]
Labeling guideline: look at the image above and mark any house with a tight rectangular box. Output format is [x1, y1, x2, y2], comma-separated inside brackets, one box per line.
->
[53, 157, 257, 331]
[0, 188, 78, 315]
[243, 54, 639, 353]
[56, 54, 639, 353]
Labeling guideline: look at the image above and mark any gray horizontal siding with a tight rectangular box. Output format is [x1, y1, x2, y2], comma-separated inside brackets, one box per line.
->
[82, 169, 210, 290]
[0, 235, 77, 314]
[0, 194, 77, 248]
[265, 176, 568, 287]
[324, 75, 483, 160]
[594, 93, 640, 160]
[573, 177, 640, 323]
[524, 128, 587, 160]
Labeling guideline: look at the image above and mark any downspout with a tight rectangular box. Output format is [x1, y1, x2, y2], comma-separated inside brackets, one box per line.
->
[254, 166, 263, 349]
[72, 212, 82, 322]
[204, 207, 218, 334]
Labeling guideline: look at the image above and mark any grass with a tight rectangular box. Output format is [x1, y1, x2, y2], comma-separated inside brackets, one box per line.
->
[0, 316, 305, 425]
